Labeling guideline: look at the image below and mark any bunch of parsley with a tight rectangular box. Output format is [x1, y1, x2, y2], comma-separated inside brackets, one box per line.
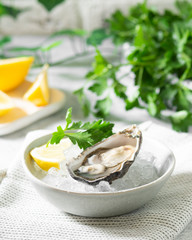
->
[75, 0, 192, 132]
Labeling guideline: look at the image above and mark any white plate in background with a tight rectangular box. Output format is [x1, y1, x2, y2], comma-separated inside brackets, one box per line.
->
[0, 81, 65, 136]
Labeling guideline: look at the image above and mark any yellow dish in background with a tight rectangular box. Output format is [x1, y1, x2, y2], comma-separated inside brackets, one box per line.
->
[0, 56, 34, 92]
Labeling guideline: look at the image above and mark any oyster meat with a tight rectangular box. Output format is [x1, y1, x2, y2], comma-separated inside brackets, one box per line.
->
[67, 125, 142, 185]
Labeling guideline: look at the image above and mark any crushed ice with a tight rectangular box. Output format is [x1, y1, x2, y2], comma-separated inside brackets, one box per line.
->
[42, 147, 159, 193]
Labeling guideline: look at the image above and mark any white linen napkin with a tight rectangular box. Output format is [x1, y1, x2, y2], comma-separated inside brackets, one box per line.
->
[1, 123, 192, 240]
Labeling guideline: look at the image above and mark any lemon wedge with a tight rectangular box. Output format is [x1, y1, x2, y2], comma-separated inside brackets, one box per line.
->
[0, 90, 14, 116]
[30, 138, 72, 171]
[0, 56, 34, 92]
[23, 64, 50, 106]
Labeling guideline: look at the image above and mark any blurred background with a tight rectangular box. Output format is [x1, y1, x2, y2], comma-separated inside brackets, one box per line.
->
[0, 0, 175, 34]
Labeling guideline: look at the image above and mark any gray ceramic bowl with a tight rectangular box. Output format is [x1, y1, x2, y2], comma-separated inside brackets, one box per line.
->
[22, 133, 175, 217]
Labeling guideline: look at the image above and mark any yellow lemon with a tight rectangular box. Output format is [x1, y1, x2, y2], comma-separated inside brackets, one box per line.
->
[0, 56, 34, 92]
[23, 64, 50, 106]
[30, 138, 72, 171]
[0, 90, 15, 116]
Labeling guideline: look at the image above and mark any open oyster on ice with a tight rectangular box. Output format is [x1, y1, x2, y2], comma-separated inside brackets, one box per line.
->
[67, 125, 142, 185]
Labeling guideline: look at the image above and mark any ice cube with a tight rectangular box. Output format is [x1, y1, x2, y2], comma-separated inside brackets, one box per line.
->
[95, 181, 115, 192]
[137, 150, 155, 164]
[59, 144, 82, 176]
[128, 163, 143, 187]
[48, 167, 60, 176]
[63, 144, 82, 163]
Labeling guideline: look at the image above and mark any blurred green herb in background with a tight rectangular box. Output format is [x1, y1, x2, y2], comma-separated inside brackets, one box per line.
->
[0, 0, 66, 17]
[38, 0, 66, 11]
[75, 0, 192, 132]
[0, 3, 23, 18]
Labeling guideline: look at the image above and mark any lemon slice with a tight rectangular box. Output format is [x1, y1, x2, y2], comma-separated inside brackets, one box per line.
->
[23, 64, 50, 106]
[0, 90, 15, 116]
[0, 56, 34, 92]
[30, 138, 72, 171]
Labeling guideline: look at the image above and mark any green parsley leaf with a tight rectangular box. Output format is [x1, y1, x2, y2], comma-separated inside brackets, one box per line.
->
[65, 107, 72, 128]
[49, 108, 114, 150]
[73, 88, 90, 117]
[170, 110, 192, 132]
[93, 49, 111, 76]
[65, 132, 94, 150]
[50, 126, 65, 144]
[0, 36, 11, 47]
[86, 29, 109, 46]
[40, 41, 63, 52]
[113, 81, 127, 100]
[88, 78, 108, 96]
[50, 29, 87, 38]
[94, 96, 113, 118]
[0, 4, 23, 18]
[38, 0, 65, 11]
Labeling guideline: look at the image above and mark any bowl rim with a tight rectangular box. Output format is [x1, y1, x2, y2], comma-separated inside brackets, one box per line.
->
[22, 133, 176, 196]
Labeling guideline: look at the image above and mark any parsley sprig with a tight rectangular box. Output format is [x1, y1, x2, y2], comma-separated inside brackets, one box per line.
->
[49, 108, 114, 150]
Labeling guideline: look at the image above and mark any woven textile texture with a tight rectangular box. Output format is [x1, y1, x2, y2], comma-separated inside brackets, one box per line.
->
[1, 124, 192, 240]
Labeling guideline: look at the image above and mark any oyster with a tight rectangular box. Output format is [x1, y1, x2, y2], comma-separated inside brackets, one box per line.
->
[67, 125, 142, 185]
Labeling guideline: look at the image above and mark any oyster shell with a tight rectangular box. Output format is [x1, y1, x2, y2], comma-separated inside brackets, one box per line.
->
[67, 125, 142, 185]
